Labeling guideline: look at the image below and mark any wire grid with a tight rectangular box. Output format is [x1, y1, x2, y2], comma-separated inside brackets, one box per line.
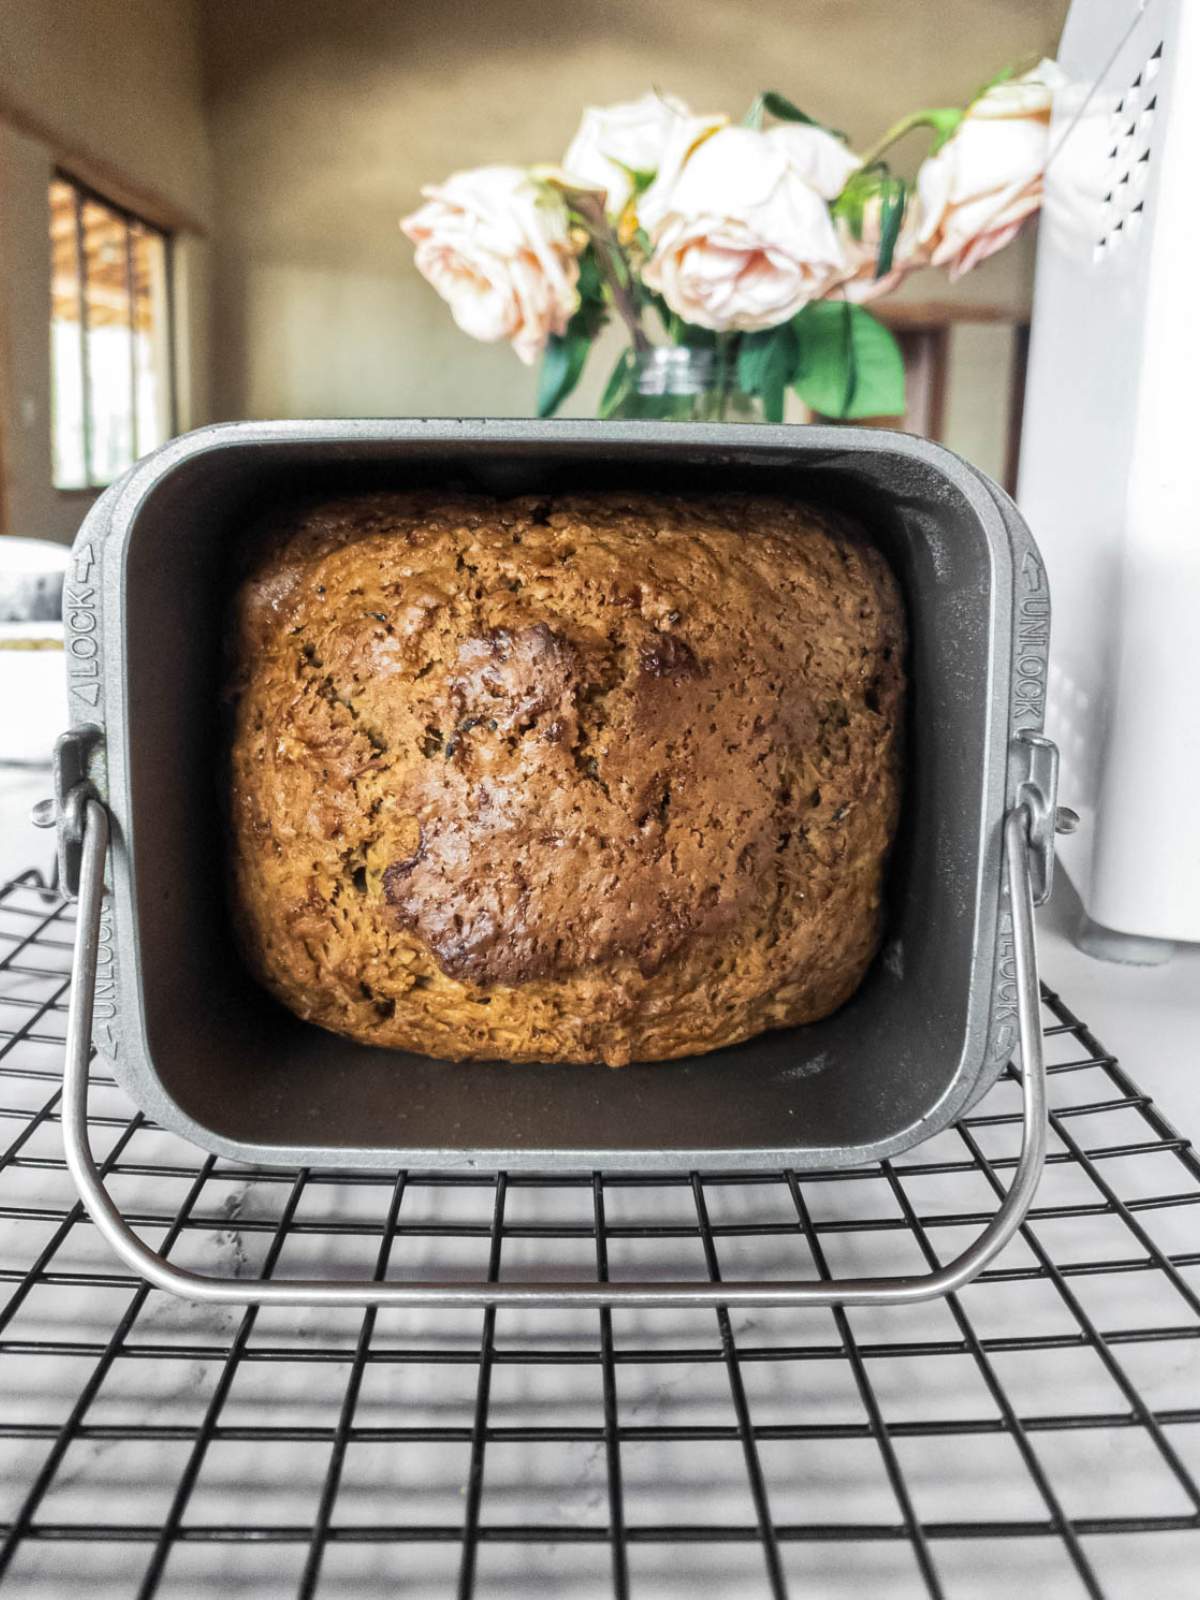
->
[0, 869, 1197, 1600]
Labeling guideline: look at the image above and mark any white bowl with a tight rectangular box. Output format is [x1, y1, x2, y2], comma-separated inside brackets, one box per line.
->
[0, 622, 67, 764]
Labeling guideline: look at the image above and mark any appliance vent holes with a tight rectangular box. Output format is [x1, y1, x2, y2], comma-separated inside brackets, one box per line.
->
[1095, 42, 1161, 261]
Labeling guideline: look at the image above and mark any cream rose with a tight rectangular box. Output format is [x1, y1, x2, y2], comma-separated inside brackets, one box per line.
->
[563, 92, 713, 218]
[917, 60, 1062, 279]
[635, 110, 733, 235]
[401, 166, 580, 365]
[641, 125, 859, 332]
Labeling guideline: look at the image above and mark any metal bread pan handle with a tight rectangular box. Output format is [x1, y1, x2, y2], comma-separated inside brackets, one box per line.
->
[54, 789, 1051, 1310]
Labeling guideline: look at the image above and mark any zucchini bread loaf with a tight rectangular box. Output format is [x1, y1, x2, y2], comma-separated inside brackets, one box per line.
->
[227, 489, 905, 1065]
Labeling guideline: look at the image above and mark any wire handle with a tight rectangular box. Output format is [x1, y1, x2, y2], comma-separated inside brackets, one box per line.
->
[61, 796, 1046, 1308]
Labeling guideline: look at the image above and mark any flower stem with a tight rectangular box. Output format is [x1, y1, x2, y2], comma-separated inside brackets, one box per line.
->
[569, 190, 651, 353]
[857, 107, 962, 170]
[596, 233, 652, 353]
[716, 331, 735, 420]
[542, 175, 652, 353]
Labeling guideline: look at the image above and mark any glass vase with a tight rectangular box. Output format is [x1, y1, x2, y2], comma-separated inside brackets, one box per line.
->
[607, 346, 763, 422]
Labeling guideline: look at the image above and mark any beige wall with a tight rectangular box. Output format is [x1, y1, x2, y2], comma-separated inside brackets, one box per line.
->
[0, 0, 212, 541]
[0, 0, 1071, 545]
[203, 0, 1069, 424]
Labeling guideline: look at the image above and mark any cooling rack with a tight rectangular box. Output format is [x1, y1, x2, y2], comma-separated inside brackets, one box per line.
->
[0, 867, 1198, 1599]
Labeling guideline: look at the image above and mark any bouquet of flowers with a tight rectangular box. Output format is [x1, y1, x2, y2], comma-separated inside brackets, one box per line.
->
[401, 63, 1059, 422]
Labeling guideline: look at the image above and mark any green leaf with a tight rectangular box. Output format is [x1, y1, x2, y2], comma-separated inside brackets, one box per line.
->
[606, 160, 657, 197]
[875, 176, 907, 278]
[577, 248, 605, 305]
[832, 179, 867, 240]
[675, 318, 716, 349]
[537, 329, 592, 418]
[760, 378, 786, 424]
[737, 324, 799, 420]
[597, 349, 635, 419]
[537, 271, 609, 419]
[641, 289, 670, 328]
[793, 303, 905, 420]
[832, 166, 910, 276]
[745, 90, 847, 141]
[736, 329, 771, 394]
[761, 91, 818, 127]
[741, 94, 766, 130]
[764, 91, 847, 142]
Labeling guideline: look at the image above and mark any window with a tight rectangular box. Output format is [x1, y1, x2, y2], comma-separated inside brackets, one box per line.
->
[49, 173, 174, 490]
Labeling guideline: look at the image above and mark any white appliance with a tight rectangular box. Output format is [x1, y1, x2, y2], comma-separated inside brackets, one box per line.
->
[1019, 0, 1200, 955]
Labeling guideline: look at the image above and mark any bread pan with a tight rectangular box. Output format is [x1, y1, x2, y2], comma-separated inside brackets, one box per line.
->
[56, 419, 1058, 1171]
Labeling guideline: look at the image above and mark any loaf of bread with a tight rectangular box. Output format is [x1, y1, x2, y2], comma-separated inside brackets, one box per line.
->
[227, 489, 905, 1065]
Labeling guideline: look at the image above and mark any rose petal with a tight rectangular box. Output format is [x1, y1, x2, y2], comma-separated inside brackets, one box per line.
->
[766, 124, 862, 200]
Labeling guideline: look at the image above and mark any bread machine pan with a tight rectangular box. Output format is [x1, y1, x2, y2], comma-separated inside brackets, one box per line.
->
[59, 419, 1056, 1171]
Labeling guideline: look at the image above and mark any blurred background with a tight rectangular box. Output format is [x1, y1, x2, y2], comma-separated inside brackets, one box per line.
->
[0, 0, 1068, 544]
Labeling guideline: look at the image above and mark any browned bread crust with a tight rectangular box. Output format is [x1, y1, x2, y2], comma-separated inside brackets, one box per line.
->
[228, 490, 905, 1065]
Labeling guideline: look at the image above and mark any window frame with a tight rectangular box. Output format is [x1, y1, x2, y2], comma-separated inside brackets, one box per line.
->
[50, 168, 177, 493]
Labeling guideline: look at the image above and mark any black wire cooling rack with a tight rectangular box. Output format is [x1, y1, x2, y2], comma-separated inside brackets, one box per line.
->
[0, 867, 1198, 1600]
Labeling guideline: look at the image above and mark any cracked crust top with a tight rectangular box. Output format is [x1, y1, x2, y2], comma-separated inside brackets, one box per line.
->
[226, 489, 906, 1066]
